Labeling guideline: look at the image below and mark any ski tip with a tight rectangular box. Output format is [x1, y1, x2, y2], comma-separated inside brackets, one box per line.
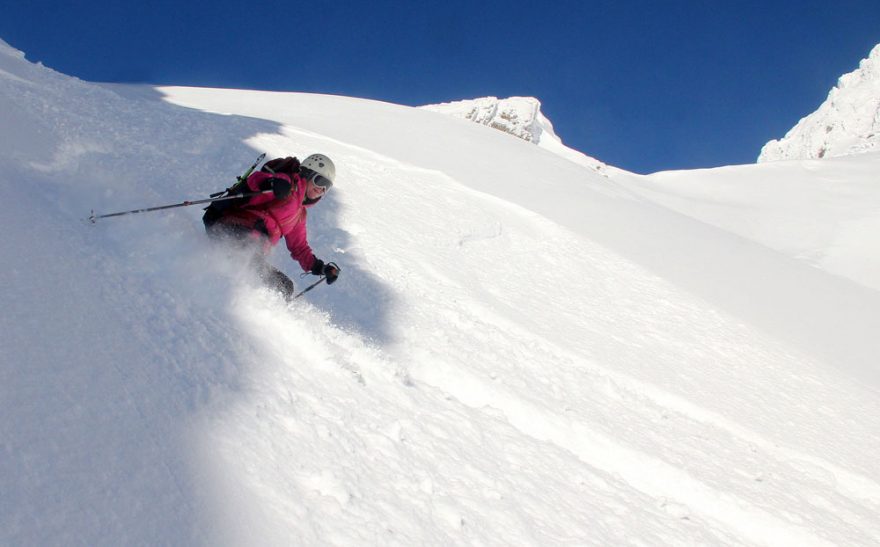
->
[88, 210, 97, 224]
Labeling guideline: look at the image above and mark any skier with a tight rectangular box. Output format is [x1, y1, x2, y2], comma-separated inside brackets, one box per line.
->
[202, 153, 340, 299]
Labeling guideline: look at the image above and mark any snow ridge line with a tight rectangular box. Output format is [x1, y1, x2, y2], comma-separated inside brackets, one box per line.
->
[411, 362, 834, 546]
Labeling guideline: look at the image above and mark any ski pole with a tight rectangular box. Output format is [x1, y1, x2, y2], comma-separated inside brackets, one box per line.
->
[91, 152, 270, 223]
[292, 262, 340, 300]
[292, 276, 327, 300]
[89, 189, 274, 223]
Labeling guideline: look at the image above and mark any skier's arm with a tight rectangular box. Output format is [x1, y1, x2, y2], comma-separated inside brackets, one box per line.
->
[283, 214, 318, 272]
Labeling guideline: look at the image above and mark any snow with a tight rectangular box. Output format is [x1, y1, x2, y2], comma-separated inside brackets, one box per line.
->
[2, 37, 880, 545]
[620, 154, 880, 292]
[759, 43, 880, 161]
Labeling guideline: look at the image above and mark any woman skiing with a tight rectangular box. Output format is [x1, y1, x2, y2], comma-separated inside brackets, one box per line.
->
[202, 153, 340, 299]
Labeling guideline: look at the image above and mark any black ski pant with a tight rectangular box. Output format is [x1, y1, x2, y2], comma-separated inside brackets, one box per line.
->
[205, 221, 295, 300]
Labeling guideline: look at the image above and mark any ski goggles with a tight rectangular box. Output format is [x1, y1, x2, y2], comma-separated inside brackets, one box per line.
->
[302, 168, 333, 190]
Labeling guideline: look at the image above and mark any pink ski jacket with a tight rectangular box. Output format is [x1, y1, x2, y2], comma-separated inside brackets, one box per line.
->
[218, 170, 318, 272]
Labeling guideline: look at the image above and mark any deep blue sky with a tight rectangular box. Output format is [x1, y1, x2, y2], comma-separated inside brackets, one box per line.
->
[2, 1, 879, 173]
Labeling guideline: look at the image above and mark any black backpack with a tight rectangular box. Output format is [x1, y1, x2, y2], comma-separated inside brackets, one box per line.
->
[203, 156, 301, 228]
[261, 156, 300, 178]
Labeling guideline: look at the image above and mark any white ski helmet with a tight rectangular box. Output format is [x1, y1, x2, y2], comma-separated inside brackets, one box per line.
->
[301, 153, 335, 188]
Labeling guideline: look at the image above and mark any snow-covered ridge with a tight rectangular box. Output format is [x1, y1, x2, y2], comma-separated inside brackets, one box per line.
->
[422, 96, 610, 173]
[759, 43, 880, 162]
[421, 96, 547, 144]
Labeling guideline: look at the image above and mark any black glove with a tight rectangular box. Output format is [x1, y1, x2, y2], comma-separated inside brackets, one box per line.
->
[310, 259, 340, 284]
[259, 177, 292, 198]
[271, 177, 292, 198]
[323, 262, 340, 285]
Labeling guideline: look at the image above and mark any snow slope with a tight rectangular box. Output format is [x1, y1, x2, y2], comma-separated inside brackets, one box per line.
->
[2, 38, 880, 546]
[619, 154, 880, 292]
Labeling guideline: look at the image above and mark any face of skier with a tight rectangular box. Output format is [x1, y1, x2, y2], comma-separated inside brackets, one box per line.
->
[306, 178, 327, 200]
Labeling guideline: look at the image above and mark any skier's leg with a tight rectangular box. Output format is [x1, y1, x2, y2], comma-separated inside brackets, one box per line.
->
[256, 261, 295, 300]
[205, 224, 293, 298]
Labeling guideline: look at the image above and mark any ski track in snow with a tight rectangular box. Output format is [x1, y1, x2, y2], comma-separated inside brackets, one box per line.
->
[322, 145, 880, 543]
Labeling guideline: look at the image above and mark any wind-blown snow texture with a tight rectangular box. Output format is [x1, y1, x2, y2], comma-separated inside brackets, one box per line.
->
[2, 38, 880, 546]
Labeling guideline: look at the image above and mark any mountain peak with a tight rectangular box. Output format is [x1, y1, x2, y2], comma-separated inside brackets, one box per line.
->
[421, 96, 549, 144]
[759, 43, 880, 162]
[420, 96, 609, 173]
